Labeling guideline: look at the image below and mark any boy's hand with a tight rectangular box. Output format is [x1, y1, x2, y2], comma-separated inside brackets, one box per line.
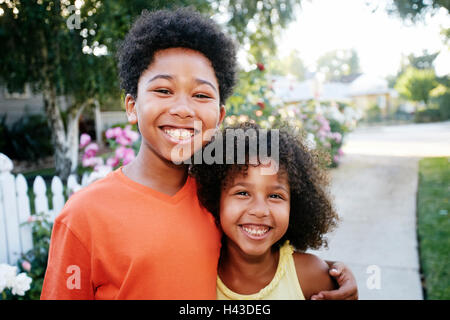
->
[310, 261, 358, 300]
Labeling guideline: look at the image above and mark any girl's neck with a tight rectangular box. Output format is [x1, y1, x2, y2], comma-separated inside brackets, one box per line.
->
[218, 242, 279, 295]
[122, 141, 188, 196]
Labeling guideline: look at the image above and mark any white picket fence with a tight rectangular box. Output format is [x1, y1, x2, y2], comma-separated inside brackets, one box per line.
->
[0, 153, 90, 266]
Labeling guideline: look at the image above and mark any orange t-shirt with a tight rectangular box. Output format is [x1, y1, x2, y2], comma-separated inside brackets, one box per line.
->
[40, 168, 221, 300]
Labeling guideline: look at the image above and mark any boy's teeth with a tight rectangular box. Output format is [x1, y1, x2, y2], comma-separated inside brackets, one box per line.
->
[241, 225, 270, 236]
[164, 128, 194, 140]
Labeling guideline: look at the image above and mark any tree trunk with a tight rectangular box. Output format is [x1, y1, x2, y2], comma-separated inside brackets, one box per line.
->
[42, 80, 72, 182]
[67, 101, 90, 173]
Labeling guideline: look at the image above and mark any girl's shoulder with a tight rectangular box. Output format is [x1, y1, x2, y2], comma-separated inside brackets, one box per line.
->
[292, 252, 336, 300]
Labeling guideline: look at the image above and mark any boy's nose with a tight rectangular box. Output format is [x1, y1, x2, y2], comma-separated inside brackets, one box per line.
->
[168, 96, 195, 119]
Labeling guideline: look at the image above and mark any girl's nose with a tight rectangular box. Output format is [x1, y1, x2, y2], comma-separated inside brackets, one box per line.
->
[169, 95, 195, 119]
[248, 198, 270, 218]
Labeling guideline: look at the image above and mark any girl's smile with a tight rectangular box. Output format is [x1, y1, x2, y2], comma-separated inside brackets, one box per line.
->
[219, 165, 290, 258]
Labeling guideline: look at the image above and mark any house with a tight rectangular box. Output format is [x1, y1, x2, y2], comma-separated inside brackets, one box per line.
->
[0, 85, 126, 138]
[271, 73, 398, 116]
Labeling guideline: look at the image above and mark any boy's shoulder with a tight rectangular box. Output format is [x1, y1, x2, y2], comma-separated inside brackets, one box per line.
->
[55, 170, 123, 226]
[292, 251, 335, 299]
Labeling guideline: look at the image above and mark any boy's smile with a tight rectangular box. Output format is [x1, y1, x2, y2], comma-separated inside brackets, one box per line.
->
[126, 47, 225, 163]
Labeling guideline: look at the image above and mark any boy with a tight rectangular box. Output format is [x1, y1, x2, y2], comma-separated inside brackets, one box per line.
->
[41, 8, 357, 300]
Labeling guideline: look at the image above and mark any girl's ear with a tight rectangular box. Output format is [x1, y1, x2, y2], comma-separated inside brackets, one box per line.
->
[125, 94, 138, 124]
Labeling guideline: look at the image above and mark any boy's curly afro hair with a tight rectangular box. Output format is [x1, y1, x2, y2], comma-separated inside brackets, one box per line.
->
[117, 7, 238, 105]
[190, 122, 339, 252]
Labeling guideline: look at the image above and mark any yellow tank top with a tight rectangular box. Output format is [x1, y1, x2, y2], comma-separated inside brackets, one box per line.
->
[216, 241, 305, 300]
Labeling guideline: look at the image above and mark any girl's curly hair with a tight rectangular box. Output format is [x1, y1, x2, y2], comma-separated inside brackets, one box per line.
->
[117, 7, 237, 105]
[190, 122, 339, 251]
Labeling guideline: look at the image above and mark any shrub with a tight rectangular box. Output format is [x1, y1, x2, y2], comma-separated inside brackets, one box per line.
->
[0, 114, 53, 161]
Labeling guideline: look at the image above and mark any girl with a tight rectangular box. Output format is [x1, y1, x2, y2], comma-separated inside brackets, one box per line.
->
[191, 122, 341, 299]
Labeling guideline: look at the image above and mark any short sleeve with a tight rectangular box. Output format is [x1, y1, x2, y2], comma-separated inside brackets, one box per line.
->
[40, 221, 94, 300]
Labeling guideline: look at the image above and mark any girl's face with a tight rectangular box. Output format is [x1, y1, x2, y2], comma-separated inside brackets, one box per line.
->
[219, 165, 290, 257]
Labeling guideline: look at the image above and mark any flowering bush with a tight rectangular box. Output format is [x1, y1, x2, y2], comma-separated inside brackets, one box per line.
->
[0, 264, 32, 299]
[79, 124, 140, 178]
[13, 212, 53, 300]
[225, 62, 361, 167]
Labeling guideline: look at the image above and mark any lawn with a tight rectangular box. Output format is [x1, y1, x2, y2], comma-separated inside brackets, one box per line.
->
[417, 157, 450, 300]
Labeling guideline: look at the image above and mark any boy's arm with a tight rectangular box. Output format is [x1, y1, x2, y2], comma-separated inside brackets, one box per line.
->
[293, 253, 335, 300]
[41, 221, 94, 300]
[310, 261, 358, 300]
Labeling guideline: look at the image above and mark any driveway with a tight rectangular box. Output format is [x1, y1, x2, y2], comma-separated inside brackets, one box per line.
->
[309, 121, 450, 300]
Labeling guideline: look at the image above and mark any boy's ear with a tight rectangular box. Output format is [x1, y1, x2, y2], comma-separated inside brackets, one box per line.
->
[125, 94, 138, 124]
[217, 105, 226, 127]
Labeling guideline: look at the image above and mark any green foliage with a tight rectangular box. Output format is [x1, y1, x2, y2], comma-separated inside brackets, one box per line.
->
[316, 49, 361, 81]
[417, 157, 450, 299]
[407, 50, 439, 70]
[268, 49, 307, 81]
[387, 0, 449, 22]
[395, 67, 438, 105]
[0, 114, 54, 161]
[16, 212, 54, 300]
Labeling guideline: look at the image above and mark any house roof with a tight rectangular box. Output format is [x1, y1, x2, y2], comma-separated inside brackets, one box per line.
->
[271, 73, 393, 103]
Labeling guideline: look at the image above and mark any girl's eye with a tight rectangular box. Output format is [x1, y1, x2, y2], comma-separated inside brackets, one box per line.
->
[234, 191, 249, 197]
[269, 194, 284, 200]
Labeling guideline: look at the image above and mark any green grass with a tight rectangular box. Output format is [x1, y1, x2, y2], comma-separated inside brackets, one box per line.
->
[417, 157, 450, 300]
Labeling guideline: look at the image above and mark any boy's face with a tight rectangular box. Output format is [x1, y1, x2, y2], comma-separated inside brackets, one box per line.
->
[219, 165, 290, 258]
[126, 47, 225, 163]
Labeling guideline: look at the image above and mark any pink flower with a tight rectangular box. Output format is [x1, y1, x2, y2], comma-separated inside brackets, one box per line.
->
[106, 156, 120, 167]
[123, 148, 135, 165]
[105, 128, 115, 139]
[333, 155, 340, 163]
[338, 148, 344, 156]
[79, 133, 91, 148]
[333, 132, 342, 143]
[82, 156, 103, 168]
[21, 260, 31, 272]
[113, 127, 123, 138]
[123, 125, 140, 143]
[27, 216, 36, 223]
[115, 145, 127, 159]
[116, 135, 131, 146]
[84, 143, 99, 158]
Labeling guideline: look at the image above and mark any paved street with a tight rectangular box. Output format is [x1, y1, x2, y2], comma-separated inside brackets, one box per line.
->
[310, 121, 450, 300]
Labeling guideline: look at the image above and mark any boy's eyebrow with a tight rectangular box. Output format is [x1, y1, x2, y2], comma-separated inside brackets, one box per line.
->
[147, 74, 218, 93]
[195, 78, 218, 93]
[147, 74, 173, 84]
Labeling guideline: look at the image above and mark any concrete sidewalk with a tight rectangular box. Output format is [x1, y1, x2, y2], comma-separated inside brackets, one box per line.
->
[310, 121, 450, 300]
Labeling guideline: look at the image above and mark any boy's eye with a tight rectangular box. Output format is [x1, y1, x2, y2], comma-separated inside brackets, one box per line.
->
[154, 89, 171, 95]
[194, 93, 211, 99]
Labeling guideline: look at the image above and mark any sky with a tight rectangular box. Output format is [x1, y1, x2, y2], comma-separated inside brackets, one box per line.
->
[275, 0, 449, 78]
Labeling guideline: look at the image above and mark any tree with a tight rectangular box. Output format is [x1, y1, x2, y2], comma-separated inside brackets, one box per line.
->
[407, 50, 439, 70]
[316, 49, 361, 81]
[395, 67, 439, 106]
[0, 0, 302, 180]
[268, 49, 307, 81]
[386, 0, 450, 22]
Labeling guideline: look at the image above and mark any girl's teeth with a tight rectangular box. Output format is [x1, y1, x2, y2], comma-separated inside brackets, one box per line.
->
[242, 226, 269, 236]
